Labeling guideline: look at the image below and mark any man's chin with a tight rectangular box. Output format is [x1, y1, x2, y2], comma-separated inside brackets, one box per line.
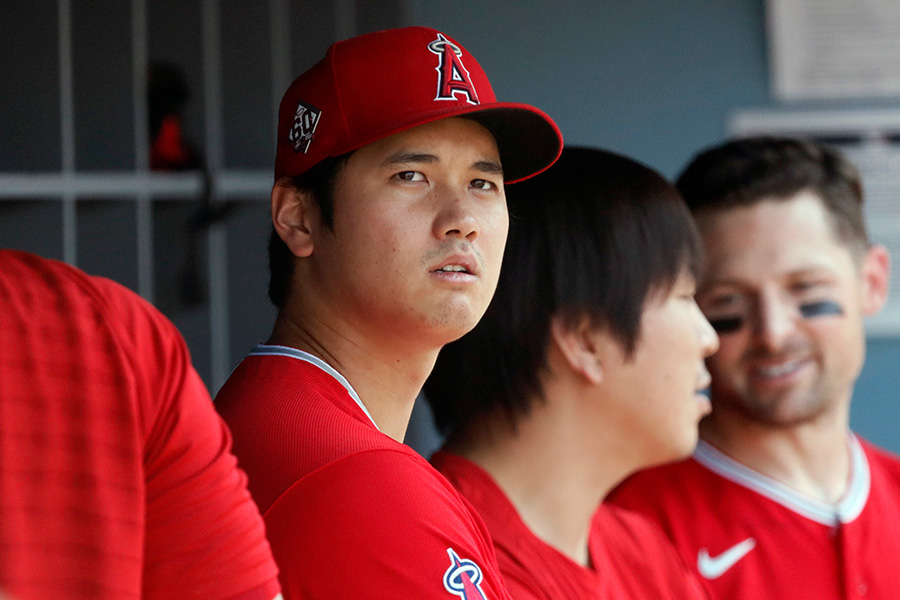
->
[733, 394, 830, 428]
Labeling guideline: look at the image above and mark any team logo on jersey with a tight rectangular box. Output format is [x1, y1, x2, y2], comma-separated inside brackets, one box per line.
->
[428, 33, 479, 105]
[443, 548, 487, 600]
[288, 100, 321, 153]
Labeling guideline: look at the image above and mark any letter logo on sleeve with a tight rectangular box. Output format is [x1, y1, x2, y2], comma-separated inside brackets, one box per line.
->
[428, 33, 479, 105]
[443, 548, 487, 599]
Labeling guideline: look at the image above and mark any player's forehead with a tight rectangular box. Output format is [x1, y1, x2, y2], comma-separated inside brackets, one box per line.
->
[347, 117, 501, 171]
[696, 193, 856, 290]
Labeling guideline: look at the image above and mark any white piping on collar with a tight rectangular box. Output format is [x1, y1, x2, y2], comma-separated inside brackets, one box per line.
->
[248, 344, 379, 431]
[694, 434, 869, 527]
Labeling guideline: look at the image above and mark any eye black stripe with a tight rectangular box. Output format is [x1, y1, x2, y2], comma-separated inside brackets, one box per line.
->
[709, 317, 743, 334]
[799, 300, 844, 319]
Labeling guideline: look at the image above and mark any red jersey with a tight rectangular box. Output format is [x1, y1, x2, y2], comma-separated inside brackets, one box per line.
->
[431, 451, 708, 600]
[609, 436, 900, 599]
[216, 346, 512, 600]
[0, 250, 280, 600]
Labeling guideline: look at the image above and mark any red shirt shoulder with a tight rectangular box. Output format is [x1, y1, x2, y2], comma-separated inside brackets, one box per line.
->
[218, 349, 510, 599]
[216, 351, 391, 513]
[266, 447, 510, 599]
[607, 456, 718, 524]
[609, 437, 900, 600]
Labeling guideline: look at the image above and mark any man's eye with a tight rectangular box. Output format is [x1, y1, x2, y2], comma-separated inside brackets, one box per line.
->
[703, 293, 743, 310]
[471, 179, 496, 190]
[396, 171, 425, 182]
[791, 280, 826, 295]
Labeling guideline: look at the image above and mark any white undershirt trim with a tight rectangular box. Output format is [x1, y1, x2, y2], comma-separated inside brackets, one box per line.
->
[694, 434, 869, 527]
[248, 344, 379, 430]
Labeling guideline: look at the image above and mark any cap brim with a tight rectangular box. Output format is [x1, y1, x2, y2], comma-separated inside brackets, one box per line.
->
[462, 104, 563, 184]
[325, 101, 562, 185]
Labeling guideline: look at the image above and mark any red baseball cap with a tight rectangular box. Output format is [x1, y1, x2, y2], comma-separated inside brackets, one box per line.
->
[274, 27, 562, 184]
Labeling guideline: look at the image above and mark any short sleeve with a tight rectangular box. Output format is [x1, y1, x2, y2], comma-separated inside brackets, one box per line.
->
[264, 449, 511, 600]
[0, 252, 279, 600]
[92, 277, 281, 600]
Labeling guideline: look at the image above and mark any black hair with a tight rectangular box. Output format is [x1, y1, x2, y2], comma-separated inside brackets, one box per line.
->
[424, 146, 703, 437]
[267, 155, 347, 308]
[676, 136, 868, 254]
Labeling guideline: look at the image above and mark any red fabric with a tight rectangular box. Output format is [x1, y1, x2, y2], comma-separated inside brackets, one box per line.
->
[432, 452, 708, 600]
[216, 351, 511, 600]
[0, 250, 280, 600]
[609, 438, 900, 599]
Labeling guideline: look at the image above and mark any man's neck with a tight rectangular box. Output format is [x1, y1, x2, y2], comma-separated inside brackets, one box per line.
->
[268, 310, 438, 442]
[452, 383, 633, 568]
[699, 407, 853, 503]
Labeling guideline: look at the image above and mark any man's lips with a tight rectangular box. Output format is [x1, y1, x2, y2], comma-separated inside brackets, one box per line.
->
[750, 358, 807, 379]
[431, 255, 478, 276]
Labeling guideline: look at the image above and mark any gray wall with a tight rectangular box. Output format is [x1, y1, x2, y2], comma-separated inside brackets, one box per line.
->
[2, 0, 898, 453]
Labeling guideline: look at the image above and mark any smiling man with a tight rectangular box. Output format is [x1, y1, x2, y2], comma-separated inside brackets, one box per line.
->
[215, 26, 561, 599]
[609, 137, 900, 599]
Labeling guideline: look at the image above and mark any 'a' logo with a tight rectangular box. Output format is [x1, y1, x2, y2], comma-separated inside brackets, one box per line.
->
[428, 34, 479, 105]
[443, 548, 487, 600]
[288, 100, 322, 154]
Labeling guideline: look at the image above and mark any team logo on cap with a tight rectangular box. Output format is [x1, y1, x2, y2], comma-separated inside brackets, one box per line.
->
[442, 548, 487, 600]
[288, 100, 321, 154]
[428, 34, 479, 105]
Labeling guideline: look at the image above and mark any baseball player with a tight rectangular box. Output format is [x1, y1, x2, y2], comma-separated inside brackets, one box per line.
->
[424, 147, 717, 599]
[214, 26, 562, 599]
[609, 137, 900, 599]
[0, 250, 282, 600]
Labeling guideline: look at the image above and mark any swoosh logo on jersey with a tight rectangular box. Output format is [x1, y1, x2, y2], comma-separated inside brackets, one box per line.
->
[697, 538, 756, 579]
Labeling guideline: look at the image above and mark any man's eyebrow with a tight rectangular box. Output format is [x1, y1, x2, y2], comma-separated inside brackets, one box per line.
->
[383, 152, 439, 166]
[473, 160, 503, 176]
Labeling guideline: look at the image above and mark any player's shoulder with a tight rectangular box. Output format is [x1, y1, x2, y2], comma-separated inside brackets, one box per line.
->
[266, 445, 490, 543]
[593, 502, 674, 547]
[857, 435, 900, 484]
[859, 436, 900, 463]
[1, 249, 81, 283]
[84, 272, 176, 340]
[217, 355, 395, 466]
[0, 250, 181, 381]
[609, 456, 706, 502]
[263, 447, 507, 599]
[286, 446, 460, 510]
[0, 249, 146, 312]
[3, 251, 179, 357]
[1, 250, 105, 315]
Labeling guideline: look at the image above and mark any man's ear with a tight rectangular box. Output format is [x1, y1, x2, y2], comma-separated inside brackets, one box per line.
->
[549, 315, 604, 384]
[271, 177, 318, 258]
[861, 243, 890, 316]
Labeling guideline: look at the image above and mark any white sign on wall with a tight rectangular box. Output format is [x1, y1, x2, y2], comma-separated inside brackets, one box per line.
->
[767, 0, 900, 100]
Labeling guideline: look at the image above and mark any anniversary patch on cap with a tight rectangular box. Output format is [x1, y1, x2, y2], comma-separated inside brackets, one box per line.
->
[288, 100, 322, 154]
